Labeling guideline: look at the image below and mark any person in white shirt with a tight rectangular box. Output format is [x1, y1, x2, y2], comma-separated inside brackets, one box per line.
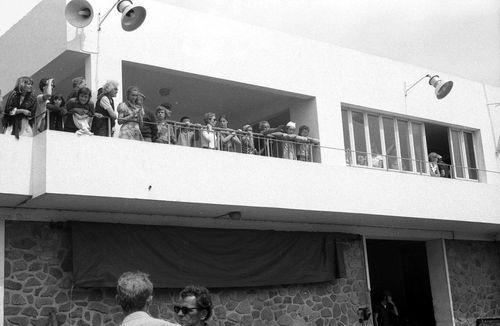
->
[201, 112, 218, 149]
[117, 271, 178, 326]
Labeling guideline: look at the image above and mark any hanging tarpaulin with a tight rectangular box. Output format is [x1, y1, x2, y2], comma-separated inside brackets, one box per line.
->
[71, 221, 358, 288]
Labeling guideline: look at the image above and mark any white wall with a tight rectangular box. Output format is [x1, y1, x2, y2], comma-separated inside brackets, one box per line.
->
[0, 0, 67, 92]
[29, 131, 500, 226]
[70, 1, 500, 173]
[0, 135, 32, 196]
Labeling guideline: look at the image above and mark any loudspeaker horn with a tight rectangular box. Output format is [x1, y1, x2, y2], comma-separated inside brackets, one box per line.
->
[65, 0, 94, 28]
[116, 0, 146, 31]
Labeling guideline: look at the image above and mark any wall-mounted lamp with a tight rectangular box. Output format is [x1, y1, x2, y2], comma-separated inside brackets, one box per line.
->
[404, 74, 453, 99]
[65, 0, 146, 31]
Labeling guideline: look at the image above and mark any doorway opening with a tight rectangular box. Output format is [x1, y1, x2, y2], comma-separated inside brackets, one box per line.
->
[367, 240, 435, 326]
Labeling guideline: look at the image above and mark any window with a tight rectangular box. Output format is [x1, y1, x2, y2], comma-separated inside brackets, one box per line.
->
[449, 129, 478, 180]
[342, 106, 479, 181]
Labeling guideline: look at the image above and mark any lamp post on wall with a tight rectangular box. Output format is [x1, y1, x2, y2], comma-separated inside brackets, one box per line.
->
[403, 74, 454, 113]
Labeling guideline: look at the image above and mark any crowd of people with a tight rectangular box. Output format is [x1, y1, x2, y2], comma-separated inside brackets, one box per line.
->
[0, 76, 320, 161]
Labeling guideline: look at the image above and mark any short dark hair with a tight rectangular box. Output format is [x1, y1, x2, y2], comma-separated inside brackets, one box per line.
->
[116, 271, 153, 313]
[39, 78, 49, 92]
[180, 116, 190, 122]
[50, 94, 65, 107]
[180, 285, 213, 321]
[78, 87, 91, 97]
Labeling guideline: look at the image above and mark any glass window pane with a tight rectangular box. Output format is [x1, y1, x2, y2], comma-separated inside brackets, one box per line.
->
[383, 117, 398, 170]
[464, 132, 477, 180]
[352, 111, 367, 166]
[412, 123, 426, 173]
[451, 130, 464, 178]
[368, 115, 384, 168]
[342, 110, 351, 165]
[398, 120, 412, 171]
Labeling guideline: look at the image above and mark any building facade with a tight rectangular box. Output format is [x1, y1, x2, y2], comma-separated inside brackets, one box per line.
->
[0, 1, 499, 326]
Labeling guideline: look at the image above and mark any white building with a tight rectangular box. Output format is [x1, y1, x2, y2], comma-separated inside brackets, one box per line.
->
[0, 1, 499, 326]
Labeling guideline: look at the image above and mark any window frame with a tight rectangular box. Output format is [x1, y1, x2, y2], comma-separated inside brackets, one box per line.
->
[341, 106, 478, 181]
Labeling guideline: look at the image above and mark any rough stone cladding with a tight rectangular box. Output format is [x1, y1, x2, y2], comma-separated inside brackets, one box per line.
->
[446, 240, 500, 326]
[4, 221, 372, 326]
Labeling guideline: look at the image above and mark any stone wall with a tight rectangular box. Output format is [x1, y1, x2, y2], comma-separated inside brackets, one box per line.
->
[4, 221, 372, 326]
[446, 240, 500, 326]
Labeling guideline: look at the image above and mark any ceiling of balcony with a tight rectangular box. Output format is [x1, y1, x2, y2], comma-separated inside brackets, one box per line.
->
[122, 61, 313, 128]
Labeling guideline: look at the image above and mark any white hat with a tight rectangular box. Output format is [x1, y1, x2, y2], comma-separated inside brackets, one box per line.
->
[285, 121, 296, 129]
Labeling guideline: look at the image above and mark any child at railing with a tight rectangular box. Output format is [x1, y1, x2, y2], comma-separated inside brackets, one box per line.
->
[176, 116, 197, 147]
[217, 115, 241, 152]
[255, 120, 281, 157]
[64, 87, 95, 135]
[2, 76, 37, 138]
[46, 94, 66, 131]
[241, 124, 256, 154]
[296, 125, 319, 162]
[156, 104, 176, 144]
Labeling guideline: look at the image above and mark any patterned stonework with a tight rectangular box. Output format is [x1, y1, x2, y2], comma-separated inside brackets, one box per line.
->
[446, 240, 500, 326]
[4, 221, 372, 326]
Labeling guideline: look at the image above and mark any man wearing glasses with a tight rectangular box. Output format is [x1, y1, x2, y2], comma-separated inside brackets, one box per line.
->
[117, 271, 178, 326]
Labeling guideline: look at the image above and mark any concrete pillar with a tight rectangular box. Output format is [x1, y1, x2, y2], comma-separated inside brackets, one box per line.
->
[426, 239, 455, 326]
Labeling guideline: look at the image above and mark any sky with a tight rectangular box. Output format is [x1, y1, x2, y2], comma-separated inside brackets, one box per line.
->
[1, 0, 499, 86]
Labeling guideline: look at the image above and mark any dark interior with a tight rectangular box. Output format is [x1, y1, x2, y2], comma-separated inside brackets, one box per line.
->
[367, 239, 435, 326]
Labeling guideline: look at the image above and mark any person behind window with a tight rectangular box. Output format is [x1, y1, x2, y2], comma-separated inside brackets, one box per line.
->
[155, 103, 175, 144]
[46, 94, 66, 131]
[2, 76, 36, 138]
[201, 112, 218, 149]
[175, 285, 213, 326]
[428, 152, 445, 177]
[117, 271, 177, 326]
[438, 154, 451, 178]
[373, 290, 399, 326]
[35, 78, 55, 132]
[217, 114, 241, 152]
[64, 87, 94, 135]
[66, 77, 86, 102]
[91, 80, 118, 137]
[117, 86, 144, 141]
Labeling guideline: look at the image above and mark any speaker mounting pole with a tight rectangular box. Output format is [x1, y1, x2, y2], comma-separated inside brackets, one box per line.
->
[98, 0, 122, 31]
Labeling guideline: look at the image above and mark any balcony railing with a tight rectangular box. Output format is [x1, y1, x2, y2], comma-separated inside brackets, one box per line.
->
[29, 111, 322, 162]
[3, 112, 497, 182]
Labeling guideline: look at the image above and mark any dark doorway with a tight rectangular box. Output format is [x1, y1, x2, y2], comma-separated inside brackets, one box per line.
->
[425, 123, 451, 177]
[367, 240, 435, 326]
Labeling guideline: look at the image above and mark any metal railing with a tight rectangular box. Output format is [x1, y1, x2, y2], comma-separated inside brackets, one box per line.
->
[4, 112, 500, 180]
[343, 149, 489, 181]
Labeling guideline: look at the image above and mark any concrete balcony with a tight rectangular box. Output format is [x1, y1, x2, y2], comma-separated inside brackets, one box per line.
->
[0, 130, 497, 237]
